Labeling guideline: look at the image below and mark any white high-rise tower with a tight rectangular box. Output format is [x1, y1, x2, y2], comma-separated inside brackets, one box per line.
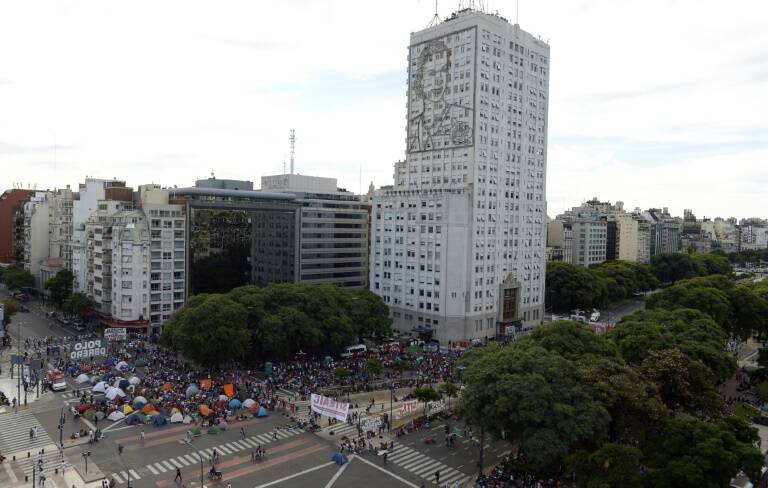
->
[370, 8, 549, 343]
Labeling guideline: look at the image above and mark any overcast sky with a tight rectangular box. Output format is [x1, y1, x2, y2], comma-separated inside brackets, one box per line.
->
[1, 0, 766, 219]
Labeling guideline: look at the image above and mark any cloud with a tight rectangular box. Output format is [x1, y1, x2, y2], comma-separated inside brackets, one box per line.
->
[575, 80, 702, 103]
[212, 37, 290, 51]
[0, 142, 77, 154]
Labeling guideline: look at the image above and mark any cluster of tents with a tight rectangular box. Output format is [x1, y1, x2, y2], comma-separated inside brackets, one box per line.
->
[73, 371, 268, 426]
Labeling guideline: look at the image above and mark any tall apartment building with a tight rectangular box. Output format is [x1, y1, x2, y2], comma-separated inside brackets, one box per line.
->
[0, 189, 34, 264]
[546, 219, 573, 263]
[616, 212, 652, 263]
[85, 185, 186, 331]
[571, 218, 607, 266]
[22, 191, 53, 289]
[261, 174, 369, 288]
[370, 9, 549, 342]
[739, 223, 768, 250]
[72, 178, 129, 292]
[643, 208, 682, 256]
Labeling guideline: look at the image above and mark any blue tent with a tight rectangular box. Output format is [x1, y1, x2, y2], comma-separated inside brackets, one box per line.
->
[152, 415, 167, 426]
[229, 399, 242, 409]
[332, 452, 348, 465]
[256, 406, 268, 417]
[117, 379, 129, 390]
[126, 413, 141, 426]
[185, 384, 199, 398]
[104, 358, 116, 367]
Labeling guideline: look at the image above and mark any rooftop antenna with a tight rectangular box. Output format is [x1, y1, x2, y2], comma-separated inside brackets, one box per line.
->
[289, 129, 295, 174]
[427, 0, 440, 27]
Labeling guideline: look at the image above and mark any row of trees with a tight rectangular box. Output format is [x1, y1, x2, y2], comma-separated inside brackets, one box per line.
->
[0, 265, 35, 290]
[161, 283, 392, 367]
[546, 251, 734, 312]
[545, 260, 658, 312]
[458, 315, 761, 486]
[649, 251, 732, 284]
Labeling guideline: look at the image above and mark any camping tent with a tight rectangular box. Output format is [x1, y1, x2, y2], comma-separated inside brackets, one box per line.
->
[199, 379, 212, 390]
[116, 361, 129, 371]
[218, 394, 228, 402]
[117, 379, 130, 390]
[332, 452, 348, 465]
[199, 405, 213, 416]
[107, 411, 125, 422]
[121, 404, 134, 415]
[132, 396, 147, 407]
[104, 358, 116, 367]
[256, 406, 268, 417]
[185, 384, 199, 398]
[106, 387, 125, 400]
[129, 376, 141, 386]
[126, 413, 141, 425]
[75, 374, 90, 384]
[152, 415, 167, 426]
[141, 403, 156, 415]
[161, 383, 173, 392]
[242, 399, 256, 408]
[228, 399, 242, 409]
[170, 412, 184, 423]
[93, 381, 107, 393]
[182, 415, 193, 424]
[135, 359, 147, 368]
[222, 383, 235, 398]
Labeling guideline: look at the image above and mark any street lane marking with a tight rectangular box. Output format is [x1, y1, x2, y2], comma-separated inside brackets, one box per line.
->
[218, 444, 232, 454]
[411, 460, 442, 475]
[147, 464, 160, 475]
[161, 460, 175, 471]
[3, 461, 18, 482]
[323, 458, 351, 488]
[113, 472, 124, 483]
[252, 462, 335, 488]
[355, 455, 420, 488]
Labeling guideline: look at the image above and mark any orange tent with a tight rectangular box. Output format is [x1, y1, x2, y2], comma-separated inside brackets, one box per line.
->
[161, 383, 173, 392]
[141, 403, 155, 415]
[248, 402, 259, 413]
[222, 384, 234, 398]
[199, 405, 213, 416]
[199, 379, 213, 390]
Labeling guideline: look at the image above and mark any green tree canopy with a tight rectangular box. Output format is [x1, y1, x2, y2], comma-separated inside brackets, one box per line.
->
[227, 284, 388, 359]
[515, 320, 620, 361]
[650, 252, 702, 283]
[1, 265, 35, 290]
[160, 294, 249, 368]
[609, 308, 735, 384]
[458, 344, 610, 473]
[643, 415, 763, 488]
[566, 443, 644, 488]
[2, 297, 21, 326]
[364, 357, 384, 376]
[64, 292, 91, 318]
[545, 262, 606, 311]
[45, 269, 74, 307]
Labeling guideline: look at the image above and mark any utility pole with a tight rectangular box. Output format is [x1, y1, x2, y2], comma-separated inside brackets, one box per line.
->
[17, 320, 21, 407]
[478, 425, 485, 476]
[389, 383, 394, 432]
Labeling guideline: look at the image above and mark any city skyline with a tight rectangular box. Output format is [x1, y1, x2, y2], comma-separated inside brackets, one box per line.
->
[1, 0, 767, 219]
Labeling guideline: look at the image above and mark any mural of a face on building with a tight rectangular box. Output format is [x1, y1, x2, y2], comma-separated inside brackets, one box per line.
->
[408, 35, 474, 153]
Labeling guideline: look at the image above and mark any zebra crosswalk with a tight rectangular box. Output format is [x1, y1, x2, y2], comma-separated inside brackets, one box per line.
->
[112, 468, 141, 484]
[13, 443, 67, 481]
[386, 442, 472, 486]
[323, 421, 360, 438]
[113, 427, 303, 483]
[0, 410, 54, 455]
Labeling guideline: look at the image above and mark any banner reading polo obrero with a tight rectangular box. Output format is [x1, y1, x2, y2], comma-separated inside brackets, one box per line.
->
[310, 393, 350, 422]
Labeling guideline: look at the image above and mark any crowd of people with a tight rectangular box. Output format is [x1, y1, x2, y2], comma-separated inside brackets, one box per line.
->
[474, 457, 563, 488]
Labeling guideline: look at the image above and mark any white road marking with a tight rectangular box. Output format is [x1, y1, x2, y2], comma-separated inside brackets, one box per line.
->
[253, 461, 336, 488]
[323, 459, 351, 488]
[355, 455, 420, 488]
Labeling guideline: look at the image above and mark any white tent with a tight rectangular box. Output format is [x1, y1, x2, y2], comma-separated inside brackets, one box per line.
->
[218, 394, 228, 401]
[116, 361, 129, 371]
[170, 412, 184, 423]
[129, 376, 141, 386]
[93, 381, 108, 393]
[106, 387, 126, 400]
[75, 374, 90, 384]
[112, 377, 125, 387]
[132, 396, 148, 406]
[242, 398, 256, 408]
[107, 411, 125, 421]
[182, 415, 193, 424]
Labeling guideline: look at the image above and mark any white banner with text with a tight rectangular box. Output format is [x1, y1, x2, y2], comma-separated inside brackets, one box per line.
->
[310, 393, 349, 422]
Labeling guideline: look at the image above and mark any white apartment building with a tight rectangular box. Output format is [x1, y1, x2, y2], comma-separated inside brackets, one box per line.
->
[22, 191, 52, 289]
[571, 219, 607, 266]
[72, 178, 128, 292]
[85, 185, 185, 332]
[740, 224, 768, 250]
[370, 9, 549, 343]
[616, 213, 651, 263]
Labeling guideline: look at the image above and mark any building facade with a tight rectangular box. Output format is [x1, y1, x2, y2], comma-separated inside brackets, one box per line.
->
[370, 9, 549, 343]
[0, 189, 34, 264]
[616, 213, 652, 263]
[262, 174, 369, 288]
[643, 208, 682, 256]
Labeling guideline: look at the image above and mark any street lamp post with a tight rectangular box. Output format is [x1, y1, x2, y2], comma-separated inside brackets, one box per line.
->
[389, 383, 394, 432]
[82, 451, 91, 475]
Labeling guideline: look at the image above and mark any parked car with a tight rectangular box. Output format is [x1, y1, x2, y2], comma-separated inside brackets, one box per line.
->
[48, 370, 67, 392]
